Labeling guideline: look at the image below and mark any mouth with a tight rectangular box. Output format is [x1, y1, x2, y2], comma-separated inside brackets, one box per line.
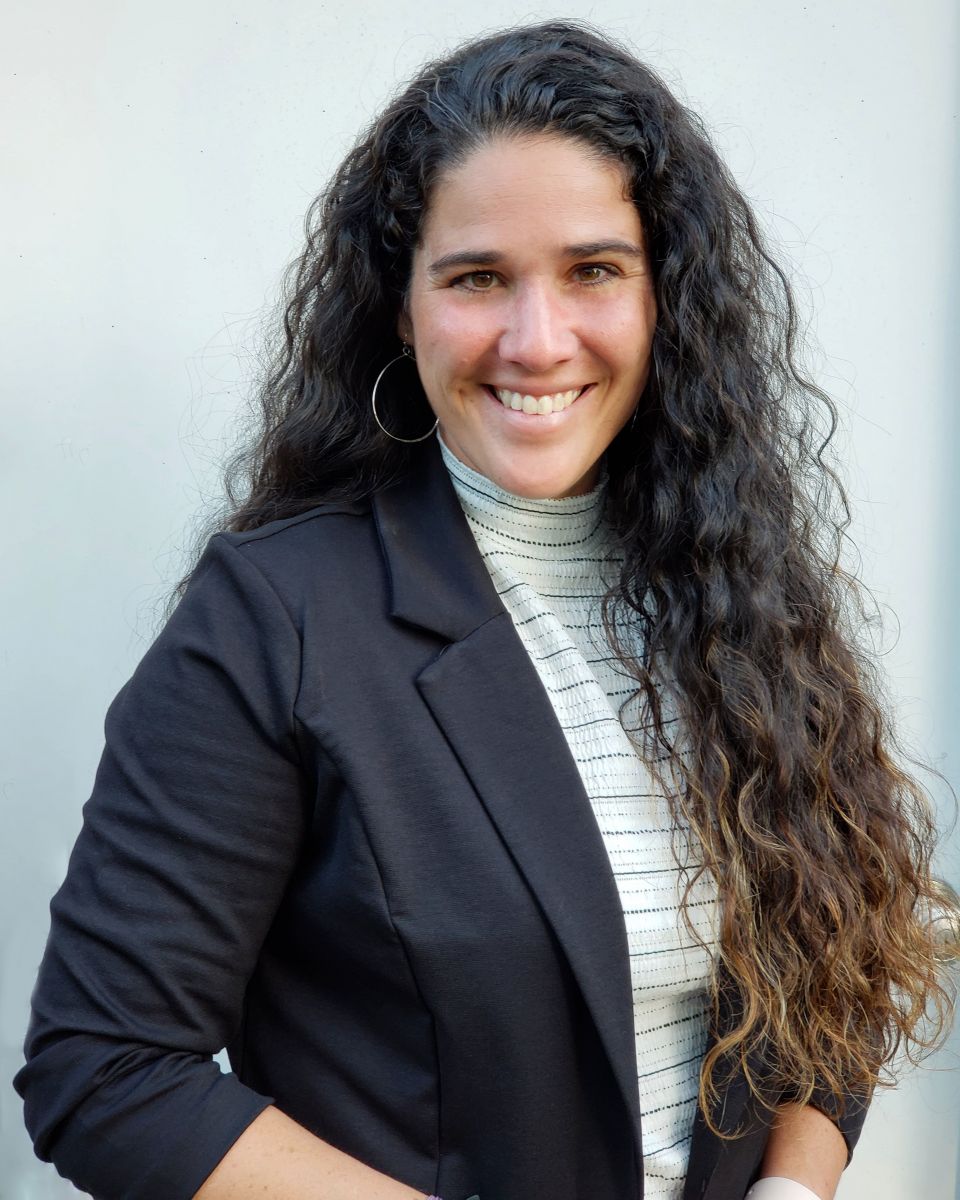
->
[483, 384, 592, 415]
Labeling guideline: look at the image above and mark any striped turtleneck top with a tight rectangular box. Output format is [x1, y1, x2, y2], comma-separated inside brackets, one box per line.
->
[438, 434, 719, 1199]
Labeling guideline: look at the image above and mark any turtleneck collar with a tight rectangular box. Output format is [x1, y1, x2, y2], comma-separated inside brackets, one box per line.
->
[437, 431, 609, 552]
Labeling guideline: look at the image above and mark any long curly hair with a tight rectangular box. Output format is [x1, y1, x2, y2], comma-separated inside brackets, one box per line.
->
[199, 20, 957, 1136]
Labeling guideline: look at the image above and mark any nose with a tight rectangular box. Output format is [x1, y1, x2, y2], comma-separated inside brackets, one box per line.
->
[497, 281, 579, 373]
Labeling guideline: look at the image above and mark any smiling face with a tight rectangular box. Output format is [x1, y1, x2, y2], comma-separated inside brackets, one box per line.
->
[399, 133, 658, 498]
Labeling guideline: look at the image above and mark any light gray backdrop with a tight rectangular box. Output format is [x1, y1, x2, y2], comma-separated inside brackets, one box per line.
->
[2, 1, 958, 1196]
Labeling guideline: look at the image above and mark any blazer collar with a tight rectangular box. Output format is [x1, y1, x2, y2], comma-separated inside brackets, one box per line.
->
[372, 436, 505, 642]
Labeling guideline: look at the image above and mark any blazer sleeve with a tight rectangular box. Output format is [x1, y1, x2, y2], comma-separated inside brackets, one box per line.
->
[14, 535, 315, 1200]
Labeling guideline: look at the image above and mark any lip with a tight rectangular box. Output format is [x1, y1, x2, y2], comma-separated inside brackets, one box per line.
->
[482, 383, 594, 418]
[488, 384, 590, 399]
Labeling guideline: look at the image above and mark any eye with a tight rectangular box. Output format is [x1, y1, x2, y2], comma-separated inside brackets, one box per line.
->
[573, 263, 618, 285]
[453, 271, 499, 291]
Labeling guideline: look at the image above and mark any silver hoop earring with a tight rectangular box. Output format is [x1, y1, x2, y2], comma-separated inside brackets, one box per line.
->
[371, 344, 439, 444]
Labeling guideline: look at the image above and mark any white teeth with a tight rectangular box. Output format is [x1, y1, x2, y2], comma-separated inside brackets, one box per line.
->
[493, 387, 583, 414]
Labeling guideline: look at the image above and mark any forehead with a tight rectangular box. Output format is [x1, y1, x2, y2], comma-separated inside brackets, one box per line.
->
[416, 133, 643, 255]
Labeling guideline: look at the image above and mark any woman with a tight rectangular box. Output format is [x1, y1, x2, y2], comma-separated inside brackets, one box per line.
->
[15, 20, 956, 1200]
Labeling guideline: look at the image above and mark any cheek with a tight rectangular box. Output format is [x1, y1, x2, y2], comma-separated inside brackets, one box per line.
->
[605, 288, 657, 347]
[419, 346, 483, 393]
[585, 305, 655, 363]
[417, 306, 499, 377]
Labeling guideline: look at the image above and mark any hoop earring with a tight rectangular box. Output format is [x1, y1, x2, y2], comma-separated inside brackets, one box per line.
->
[371, 344, 439, 444]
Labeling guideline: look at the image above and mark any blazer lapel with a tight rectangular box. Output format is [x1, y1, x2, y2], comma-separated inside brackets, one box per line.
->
[373, 439, 643, 1172]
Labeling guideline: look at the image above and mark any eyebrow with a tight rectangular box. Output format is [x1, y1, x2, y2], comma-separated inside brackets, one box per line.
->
[426, 239, 647, 277]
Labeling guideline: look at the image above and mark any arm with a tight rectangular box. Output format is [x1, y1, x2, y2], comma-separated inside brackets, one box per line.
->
[194, 1106, 429, 1199]
[15, 537, 380, 1199]
[753, 1103, 848, 1199]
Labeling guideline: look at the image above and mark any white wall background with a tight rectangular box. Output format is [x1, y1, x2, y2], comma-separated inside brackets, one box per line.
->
[2, 1, 958, 1196]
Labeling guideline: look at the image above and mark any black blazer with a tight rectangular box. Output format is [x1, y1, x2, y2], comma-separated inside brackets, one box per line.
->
[16, 436, 867, 1200]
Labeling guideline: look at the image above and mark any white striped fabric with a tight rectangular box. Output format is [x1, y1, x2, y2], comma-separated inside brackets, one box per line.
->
[439, 435, 719, 1198]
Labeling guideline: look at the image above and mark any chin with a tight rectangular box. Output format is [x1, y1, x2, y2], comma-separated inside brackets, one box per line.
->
[491, 464, 594, 500]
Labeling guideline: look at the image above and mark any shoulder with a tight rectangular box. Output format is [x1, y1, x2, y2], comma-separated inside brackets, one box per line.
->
[216, 499, 373, 570]
[220, 499, 371, 548]
[196, 499, 386, 627]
